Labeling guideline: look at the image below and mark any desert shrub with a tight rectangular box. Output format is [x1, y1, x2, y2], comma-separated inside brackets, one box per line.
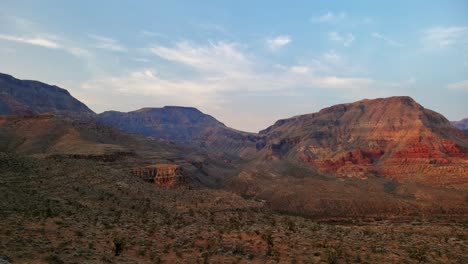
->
[137, 249, 146, 256]
[326, 249, 338, 264]
[383, 181, 399, 193]
[286, 220, 296, 232]
[232, 243, 245, 255]
[113, 237, 125, 256]
[0, 255, 12, 263]
[46, 254, 64, 264]
[407, 246, 428, 262]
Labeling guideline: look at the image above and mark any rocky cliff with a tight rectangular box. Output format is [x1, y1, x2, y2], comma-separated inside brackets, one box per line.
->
[132, 164, 185, 188]
[256, 96, 468, 187]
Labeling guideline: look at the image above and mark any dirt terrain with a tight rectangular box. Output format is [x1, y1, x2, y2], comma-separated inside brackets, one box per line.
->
[0, 154, 466, 264]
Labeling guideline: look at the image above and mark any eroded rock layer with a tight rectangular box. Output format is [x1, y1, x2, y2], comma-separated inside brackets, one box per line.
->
[132, 164, 186, 188]
[257, 96, 468, 187]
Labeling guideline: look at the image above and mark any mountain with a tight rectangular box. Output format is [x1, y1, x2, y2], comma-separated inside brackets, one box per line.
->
[226, 96, 468, 217]
[451, 118, 468, 131]
[1, 72, 467, 217]
[0, 73, 94, 116]
[255, 96, 468, 186]
[98, 107, 258, 157]
[0, 114, 238, 187]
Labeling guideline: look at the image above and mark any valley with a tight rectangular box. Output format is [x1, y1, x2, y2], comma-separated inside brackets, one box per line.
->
[0, 72, 467, 263]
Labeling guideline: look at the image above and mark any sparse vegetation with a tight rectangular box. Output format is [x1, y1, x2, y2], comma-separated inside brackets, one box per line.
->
[0, 154, 467, 263]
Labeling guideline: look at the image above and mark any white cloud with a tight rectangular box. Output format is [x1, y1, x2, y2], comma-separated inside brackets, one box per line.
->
[372, 32, 403, 47]
[328, 32, 355, 47]
[132, 58, 150, 62]
[89, 34, 126, 52]
[311, 11, 346, 23]
[150, 41, 250, 73]
[86, 41, 379, 99]
[139, 30, 166, 38]
[317, 76, 374, 89]
[0, 34, 60, 48]
[447, 80, 468, 91]
[266, 35, 292, 51]
[321, 50, 343, 65]
[82, 41, 395, 130]
[289, 66, 311, 74]
[422, 26, 468, 49]
[0, 33, 92, 60]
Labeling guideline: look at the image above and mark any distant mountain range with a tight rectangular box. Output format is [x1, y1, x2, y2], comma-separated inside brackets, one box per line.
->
[1, 72, 467, 216]
[0, 73, 94, 116]
[451, 118, 468, 132]
[97, 107, 257, 157]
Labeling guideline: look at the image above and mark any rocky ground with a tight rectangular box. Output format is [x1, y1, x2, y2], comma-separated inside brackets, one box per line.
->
[0, 154, 467, 263]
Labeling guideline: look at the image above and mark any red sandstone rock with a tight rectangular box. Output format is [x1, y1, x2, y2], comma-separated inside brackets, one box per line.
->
[132, 164, 185, 188]
[257, 96, 468, 187]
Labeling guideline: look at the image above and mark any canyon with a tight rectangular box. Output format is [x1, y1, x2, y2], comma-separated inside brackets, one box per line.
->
[1, 72, 467, 263]
[0, 72, 467, 214]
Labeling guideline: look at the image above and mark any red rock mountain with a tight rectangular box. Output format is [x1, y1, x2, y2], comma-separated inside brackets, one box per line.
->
[256, 96, 468, 187]
[1, 72, 467, 216]
[0, 73, 94, 116]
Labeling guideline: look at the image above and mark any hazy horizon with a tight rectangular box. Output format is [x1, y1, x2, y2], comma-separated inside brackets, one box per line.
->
[1, 0, 467, 132]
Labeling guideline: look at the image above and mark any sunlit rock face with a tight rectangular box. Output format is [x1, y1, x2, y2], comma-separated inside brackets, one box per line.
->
[132, 164, 186, 188]
[257, 96, 468, 187]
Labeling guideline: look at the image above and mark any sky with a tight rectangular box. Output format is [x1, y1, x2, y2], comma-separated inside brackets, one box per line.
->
[0, 0, 467, 132]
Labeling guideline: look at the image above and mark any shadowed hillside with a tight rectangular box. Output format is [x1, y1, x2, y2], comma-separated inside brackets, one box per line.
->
[98, 106, 258, 157]
[0, 114, 239, 187]
[0, 73, 94, 116]
[452, 118, 468, 132]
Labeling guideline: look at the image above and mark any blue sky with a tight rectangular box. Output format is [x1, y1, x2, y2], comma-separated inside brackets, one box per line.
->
[0, 0, 467, 132]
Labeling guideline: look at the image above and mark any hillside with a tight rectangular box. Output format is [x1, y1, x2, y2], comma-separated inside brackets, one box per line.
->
[0, 114, 238, 187]
[226, 96, 468, 217]
[98, 106, 257, 157]
[452, 118, 468, 132]
[0, 73, 94, 116]
[255, 96, 468, 186]
[3, 153, 466, 263]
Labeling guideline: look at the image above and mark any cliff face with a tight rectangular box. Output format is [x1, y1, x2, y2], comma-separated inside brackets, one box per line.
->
[132, 164, 185, 188]
[98, 106, 258, 156]
[0, 73, 94, 116]
[256, 96, 468, 186]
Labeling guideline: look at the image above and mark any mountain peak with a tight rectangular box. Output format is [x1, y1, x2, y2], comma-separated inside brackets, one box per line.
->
[257, 96, 468, 183]
[0, 72, 94, 116]
[134, 106, 203, 114]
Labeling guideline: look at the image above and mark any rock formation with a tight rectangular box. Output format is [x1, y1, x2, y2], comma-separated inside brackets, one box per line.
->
[132, 164, 185, 187]
[256, 96, 468, 187]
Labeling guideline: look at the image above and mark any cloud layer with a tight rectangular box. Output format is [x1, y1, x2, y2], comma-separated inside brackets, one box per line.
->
[0, 34, 60, 48]
[266, 35, 292, 51]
